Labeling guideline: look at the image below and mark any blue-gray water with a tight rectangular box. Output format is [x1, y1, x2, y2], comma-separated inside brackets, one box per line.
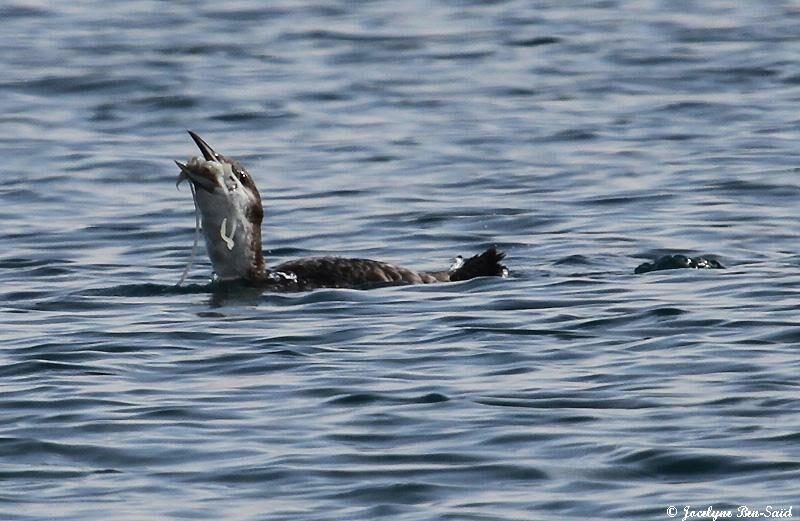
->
[2, 1, 800, 519]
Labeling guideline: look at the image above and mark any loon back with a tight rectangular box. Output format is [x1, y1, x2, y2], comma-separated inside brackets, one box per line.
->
[176, 131, 507, 289]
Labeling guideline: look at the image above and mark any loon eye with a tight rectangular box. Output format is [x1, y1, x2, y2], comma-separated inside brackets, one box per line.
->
[232, 168, 251, 188]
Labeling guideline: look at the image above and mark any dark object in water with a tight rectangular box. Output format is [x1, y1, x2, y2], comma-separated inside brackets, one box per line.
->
[634, 254, 725, 275]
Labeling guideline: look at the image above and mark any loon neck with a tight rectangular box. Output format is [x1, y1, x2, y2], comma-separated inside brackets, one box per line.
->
[197, 205, 266, 283]
[239, 219, 266, 282]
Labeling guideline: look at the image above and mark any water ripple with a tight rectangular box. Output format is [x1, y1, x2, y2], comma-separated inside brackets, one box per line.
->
[2, 1, 800, 519]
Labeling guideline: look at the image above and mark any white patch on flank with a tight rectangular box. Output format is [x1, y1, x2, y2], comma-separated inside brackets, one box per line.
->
[449, 255, 464, 272]
[269, 271, 298, 283]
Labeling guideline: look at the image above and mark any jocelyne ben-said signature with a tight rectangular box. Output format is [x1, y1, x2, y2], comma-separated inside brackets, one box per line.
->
[666, 505, 793, 521]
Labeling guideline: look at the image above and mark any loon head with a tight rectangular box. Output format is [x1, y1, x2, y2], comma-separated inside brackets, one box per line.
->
[176, 131, 265, 282]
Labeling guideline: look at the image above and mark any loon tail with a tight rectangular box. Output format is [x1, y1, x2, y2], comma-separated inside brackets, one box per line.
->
[449, 247, 508, 281]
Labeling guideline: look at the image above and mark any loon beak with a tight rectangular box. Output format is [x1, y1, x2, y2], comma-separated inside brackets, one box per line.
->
[176, 131, 226, 192]
[188, 130, 220, 162]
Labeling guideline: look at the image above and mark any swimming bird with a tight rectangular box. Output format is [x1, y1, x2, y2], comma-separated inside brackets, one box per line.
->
[175, 131, 507, 290]
[634, 254, 724, 274]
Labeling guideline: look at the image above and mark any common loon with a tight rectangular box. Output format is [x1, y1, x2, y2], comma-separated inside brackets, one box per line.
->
[176, 131, 508, 290]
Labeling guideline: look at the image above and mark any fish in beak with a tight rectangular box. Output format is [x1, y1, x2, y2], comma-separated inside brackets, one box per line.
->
[175, 131, 229, 192]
